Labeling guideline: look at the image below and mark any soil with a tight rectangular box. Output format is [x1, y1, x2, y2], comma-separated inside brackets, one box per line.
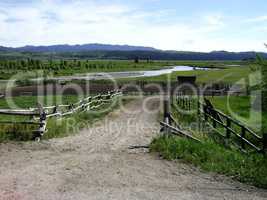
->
[0, 97, 266, 200]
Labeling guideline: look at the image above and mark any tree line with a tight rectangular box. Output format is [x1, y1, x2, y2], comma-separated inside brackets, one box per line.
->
[0, 59, 131, 71]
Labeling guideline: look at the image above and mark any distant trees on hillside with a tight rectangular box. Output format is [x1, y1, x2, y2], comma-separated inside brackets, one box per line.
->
[0, 59, 151, 75]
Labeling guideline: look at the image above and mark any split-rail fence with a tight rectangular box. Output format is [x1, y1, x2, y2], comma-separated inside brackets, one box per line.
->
[0, 90, 122, 141]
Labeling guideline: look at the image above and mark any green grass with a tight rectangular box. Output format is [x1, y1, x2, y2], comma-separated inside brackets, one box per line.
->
[209, 96, 252, 118]
[159, 95, 267, 188]
[0, 59, 247, 80]
[208, 96, 266, 134]
[150, 136, 267, 188]
[43, 97, 128, 140]
[170, 95, 265, 135]
[0, 95, 130, 142]
[0, 95, 79, 109]
[120, 66, 252, 85]
[0, 95, 81, 124]
[0, 60, 253, 89]
[170, 95, 265, 153]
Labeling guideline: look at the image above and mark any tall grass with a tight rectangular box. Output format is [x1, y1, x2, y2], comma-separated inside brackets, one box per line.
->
[150, 136, 267, 188]
[43, 98, 126, 139]
[154, 95, 267, 188]
[0, 97, 129, 142]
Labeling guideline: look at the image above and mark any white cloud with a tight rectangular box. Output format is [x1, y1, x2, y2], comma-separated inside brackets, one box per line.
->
[204, 14, 224, 27]
[0, 0, 265, 52]
[246, 15, 267, 23]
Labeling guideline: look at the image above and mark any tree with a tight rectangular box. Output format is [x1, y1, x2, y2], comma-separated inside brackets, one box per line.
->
[257, 45, 267, 135]
[77, 61, 82, 68]
[21, 60, 27, 69]
[257, 52, 267, 112]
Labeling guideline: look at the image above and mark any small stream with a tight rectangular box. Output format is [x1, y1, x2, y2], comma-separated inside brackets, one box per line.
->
[0, 66, 214, 84]
[49, 66, 210, 81]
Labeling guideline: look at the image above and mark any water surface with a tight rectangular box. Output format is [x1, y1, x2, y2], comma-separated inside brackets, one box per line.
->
[51, 66, 210, 81]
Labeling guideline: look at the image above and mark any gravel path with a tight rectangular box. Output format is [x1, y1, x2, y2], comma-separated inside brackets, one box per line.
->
[0, 97, 266, 200]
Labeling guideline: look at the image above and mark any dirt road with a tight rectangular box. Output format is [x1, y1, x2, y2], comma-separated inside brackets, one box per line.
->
[0, 97, 266, 200]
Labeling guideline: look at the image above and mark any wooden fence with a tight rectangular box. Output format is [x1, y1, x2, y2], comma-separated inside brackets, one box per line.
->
[175, 93, 196, 111]
[199, 98, 264, 153]
[160, 99, 201, 142]
[166, 94, 267, 154]
[0, 90, 122, 141]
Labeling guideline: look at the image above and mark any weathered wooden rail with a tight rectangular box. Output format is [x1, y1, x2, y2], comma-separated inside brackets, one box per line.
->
[160, 99, 201, 143]
[0, 90, 122, 141]
[173, 93, 267, 154]
[199, 98, 264, 153]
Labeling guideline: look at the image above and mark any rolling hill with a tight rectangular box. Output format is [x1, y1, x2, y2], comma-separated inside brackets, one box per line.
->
[0, 43, 266, 60]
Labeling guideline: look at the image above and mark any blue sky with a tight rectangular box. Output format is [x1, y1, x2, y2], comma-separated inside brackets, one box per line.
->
[0, 0, 266, 52]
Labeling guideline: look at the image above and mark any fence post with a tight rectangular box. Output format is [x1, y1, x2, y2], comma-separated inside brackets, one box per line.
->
[106, 92, 110, 100]
[69, 104, 74, 111]
[53, 105, 58, 116]
[197, 99, 201, 132]
[204, 105, 208, 121]
[163, 99, 171, 135]
[263, 134, 267, 154]
[212, 117, 217, 128]
[241, 127, 246, 149]
[170, 90, 174, 107]
[188, 98, 191, 110]
[164, 99, 170, 124]
[35, 103, 47, 142]
[226, 118, 231, 139]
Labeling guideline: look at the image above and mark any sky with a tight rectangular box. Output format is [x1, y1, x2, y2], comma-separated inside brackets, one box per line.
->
[0, 0, 266, 52]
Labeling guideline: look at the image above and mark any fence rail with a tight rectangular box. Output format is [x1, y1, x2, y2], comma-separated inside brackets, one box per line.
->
[0, 90, 122, 141]
[170, 93, 266, 154]
[160, 99, 201, 143]
[198, 98, 264, 153]
[0, 109, 40, 116]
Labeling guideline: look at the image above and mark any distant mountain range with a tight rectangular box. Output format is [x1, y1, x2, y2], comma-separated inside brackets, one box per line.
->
[0, 43, 266, 60]
[0, 43, 158, 52]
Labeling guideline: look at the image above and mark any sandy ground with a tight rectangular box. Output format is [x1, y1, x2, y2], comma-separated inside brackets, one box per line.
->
[0, 97, 266, 200]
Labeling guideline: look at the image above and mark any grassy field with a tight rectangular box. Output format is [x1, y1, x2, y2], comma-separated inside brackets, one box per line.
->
[0, 60, 254, 91]
[0, 95, 79, 109]
[70, 64, 253, 87]
[0, 59, 246, 80]
[0, 95, 80, 125]
[208, 96, 266, 134]
[119, 66, 252, 84]
[150, 136, 267, 188]
[0, 94, 128, 142]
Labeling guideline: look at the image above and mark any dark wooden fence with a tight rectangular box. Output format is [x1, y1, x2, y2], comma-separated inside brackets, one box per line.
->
[0, 90, 122, 141]
[199, 98, 264, 153]
[168, 93, 267, 154]
[160, 99, 201, 142]
[175, 93, 196, 111]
